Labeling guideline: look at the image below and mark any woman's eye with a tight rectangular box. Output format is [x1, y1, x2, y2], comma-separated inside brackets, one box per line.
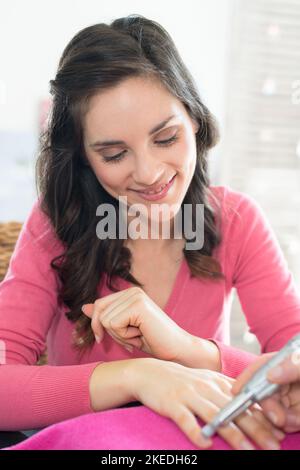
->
[101, 134, 178, 164]
[102, 151, 127, 164]
[157, 134, 178, 147]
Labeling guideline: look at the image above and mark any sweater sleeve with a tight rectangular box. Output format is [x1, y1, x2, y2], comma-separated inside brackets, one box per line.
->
[0, 199, 101, 431]
[209, 190, 300, 378]
[208, 339, 259, 378]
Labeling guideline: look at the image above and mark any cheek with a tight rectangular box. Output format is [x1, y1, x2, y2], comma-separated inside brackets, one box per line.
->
[92, 163, 124, 190]
[176, 137, 197, 174]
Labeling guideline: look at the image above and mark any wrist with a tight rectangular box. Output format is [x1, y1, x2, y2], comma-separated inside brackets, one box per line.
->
[124, 357, 158, 401]
[89, 359, 142, 411]
[173, 334, 222, 372]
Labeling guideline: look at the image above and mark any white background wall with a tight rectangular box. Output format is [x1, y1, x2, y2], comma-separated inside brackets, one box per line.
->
[0, 0, 233, 221]
[0, 0, 232, 133]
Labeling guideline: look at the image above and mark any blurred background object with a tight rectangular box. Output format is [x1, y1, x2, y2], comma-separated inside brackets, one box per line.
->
[0, 221, 23, 282]
[0, 0, 299, 353]
[220, 0, 300, 352]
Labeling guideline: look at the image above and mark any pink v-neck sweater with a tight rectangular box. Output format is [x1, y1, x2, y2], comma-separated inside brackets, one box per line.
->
[1, 185, 300, 431]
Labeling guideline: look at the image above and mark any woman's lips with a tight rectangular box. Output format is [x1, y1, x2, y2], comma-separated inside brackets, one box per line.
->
[131, 174, 176, 201]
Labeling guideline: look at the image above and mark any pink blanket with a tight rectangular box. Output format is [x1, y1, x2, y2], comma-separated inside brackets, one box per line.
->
[3, 406, 300, 450]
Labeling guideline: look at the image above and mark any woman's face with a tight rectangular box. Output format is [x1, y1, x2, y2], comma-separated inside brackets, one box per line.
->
[83, 76, 199, 227]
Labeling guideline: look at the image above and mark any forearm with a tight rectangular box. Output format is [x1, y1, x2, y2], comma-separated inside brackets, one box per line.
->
[172, 334, 222, 372]
[173, 334, 261, 378]
[0, 362, 101, 431]
[89, 359, 142, 411]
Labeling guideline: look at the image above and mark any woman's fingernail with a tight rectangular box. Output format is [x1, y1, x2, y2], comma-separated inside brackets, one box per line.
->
[268, 366, 282, 380]
[95, 335, 101, 344]
[272, 428, 285, 440]
[286, 412, 300, 427]
[124, 345, 133, 353]
[198, 437, 212, 447]
[267, 411, 278, 425]
[240, 440, 255, 450]
[265, 439, 280, 450]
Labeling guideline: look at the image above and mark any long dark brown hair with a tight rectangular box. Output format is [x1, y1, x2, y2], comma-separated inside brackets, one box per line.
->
[35, 14, 225, 360]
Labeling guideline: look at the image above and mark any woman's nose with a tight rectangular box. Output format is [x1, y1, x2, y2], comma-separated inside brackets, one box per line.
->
[132, 154, 164, 186]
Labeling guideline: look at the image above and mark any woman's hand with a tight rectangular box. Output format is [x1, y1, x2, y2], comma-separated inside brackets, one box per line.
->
[81, 286, 194, 361]
[232, 353, 300, 433]
[126, 358, 285, 450]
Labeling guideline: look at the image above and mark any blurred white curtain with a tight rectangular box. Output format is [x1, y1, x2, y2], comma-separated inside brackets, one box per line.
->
[222, 0, 300, 351]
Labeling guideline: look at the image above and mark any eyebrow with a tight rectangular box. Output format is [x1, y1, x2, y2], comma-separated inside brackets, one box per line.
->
[88, 114, 178, 148]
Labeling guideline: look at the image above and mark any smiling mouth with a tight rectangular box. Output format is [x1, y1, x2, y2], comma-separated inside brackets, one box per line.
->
[132, 174, 176, 195]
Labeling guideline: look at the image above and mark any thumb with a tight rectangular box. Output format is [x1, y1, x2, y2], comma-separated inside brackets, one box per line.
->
[232, 353, 275, 395]
[81, 303, 94, 318]
[267, 355, 300, 384]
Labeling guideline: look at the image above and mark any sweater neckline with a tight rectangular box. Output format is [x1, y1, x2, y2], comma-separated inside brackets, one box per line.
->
[118, 255, 189, 314]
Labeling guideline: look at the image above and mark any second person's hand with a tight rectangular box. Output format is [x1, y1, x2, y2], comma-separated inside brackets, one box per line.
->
[232, 352, 300, 433]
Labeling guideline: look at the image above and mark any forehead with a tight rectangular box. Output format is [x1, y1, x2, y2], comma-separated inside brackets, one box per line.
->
[83, 76, 186, 138]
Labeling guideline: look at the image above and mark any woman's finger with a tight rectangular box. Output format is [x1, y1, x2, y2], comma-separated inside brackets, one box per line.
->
[282, 409, 300, 432]
[82, 287, 142, 338]
[90, 310, 105, 342]
[104, 306, 142, 340]
[187, 384, 257, 449]
[105, 329, 135, 352]
[91, 301, 142, 344]
[260, 396, 290, 428]
[103, 319, 143, 348]
[192, 382, 282, 450]
[94, 287, 142, 324]
[189, 395, 257, 450]
[170, 403, 213, 449]
[93, 293, 143, 345]
[103, 318, 142, 344]
[215, 392, 283, 449]
[236, 406, 285, 446]
[249, 403, 286, 440]
[105, 328, 146, 353]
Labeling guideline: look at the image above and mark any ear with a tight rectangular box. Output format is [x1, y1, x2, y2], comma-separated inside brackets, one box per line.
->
[193, 119, 200, 134]
[81, 303, 94, 318]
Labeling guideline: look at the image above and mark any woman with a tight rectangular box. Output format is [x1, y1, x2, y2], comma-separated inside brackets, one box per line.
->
[1, 14, 300, 451]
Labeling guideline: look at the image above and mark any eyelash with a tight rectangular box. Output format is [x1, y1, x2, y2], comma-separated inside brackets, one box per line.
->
[100, 134, 179, 164]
